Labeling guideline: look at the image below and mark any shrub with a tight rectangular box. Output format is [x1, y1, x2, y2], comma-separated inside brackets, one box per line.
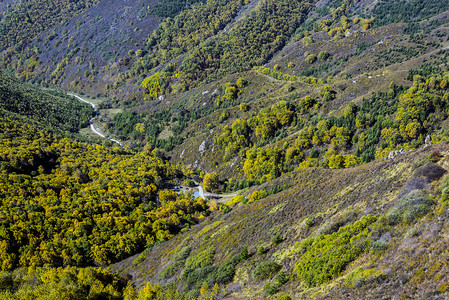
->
[248, 190, 268, 204]
[240, 246, 249, 260]
[413, 163, 446, 182]
[160, 261, 184, 279]
[253, 261, 281, 280]
[257, 246, 266, 256]
[305, 54, 317, 64]
[264, 283, 279, 296]
[317, 51, 330, 61]
[175, 246, 191, 261]
[387, 190, 434, 225]
[294, 215, 376, 287]
[184, 247, 215, 276]
[273, 234, 283, 245]
[184, 266, 216, 289]
[276, 271, 288, 285]
[236, 78, 248, 88]
[0, 271, 13, 292]
[214, 255, 241, 284]
[239, 103, 249, 112]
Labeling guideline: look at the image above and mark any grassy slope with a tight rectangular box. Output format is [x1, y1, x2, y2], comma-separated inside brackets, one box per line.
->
[111, 142, 449, 298]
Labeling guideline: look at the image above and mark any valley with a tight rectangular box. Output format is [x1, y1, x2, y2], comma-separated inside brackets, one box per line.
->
[1, 0, 449, 299]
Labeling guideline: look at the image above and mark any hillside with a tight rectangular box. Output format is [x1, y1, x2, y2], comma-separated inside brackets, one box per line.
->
[0, 71, 93, 134]
[111, 143, 449, 299]
[2, 0, 449, 299]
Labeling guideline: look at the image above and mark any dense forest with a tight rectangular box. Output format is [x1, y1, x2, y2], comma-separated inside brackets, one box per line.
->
[0, 118, 209, 270]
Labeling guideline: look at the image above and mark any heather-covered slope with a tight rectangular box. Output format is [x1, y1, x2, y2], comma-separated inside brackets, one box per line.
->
[110, 143, 449, 299]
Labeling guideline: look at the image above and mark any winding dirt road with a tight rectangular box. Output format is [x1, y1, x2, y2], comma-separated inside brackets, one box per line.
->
[69, 93, 122, 146]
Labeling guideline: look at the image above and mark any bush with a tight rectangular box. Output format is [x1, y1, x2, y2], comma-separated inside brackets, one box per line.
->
[253, 261, 281, 280]
[273, 234, 283, 245]
[294, 215, 376, 287]
[214, 255, 241, 284]
[184, 266, 216, 289]
[184, 247, 215, 276]
[387, 190, 434, 225]
[276, 271, 288, 285]
[175, 246, 192, 261]
[413, 163, 446, 182]
[305, 54, 317, 64]
[317, 51, 330, 61]
[0, 271, 13, 292]
[264, 283, 279, 296]
[240, 246, 249, 260]
[239, 103, 249, 112]
[160, 261, 184, 279]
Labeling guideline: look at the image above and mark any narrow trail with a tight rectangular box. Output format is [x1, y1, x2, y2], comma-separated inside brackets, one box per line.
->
[193, 181, 237, 200]
[68, 93, 123, 147]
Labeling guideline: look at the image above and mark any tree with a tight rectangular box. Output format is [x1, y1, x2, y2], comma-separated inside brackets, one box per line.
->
[305, 54, 317, 64]
[240, 246, 249, 260]
[203, 172, 219, 192]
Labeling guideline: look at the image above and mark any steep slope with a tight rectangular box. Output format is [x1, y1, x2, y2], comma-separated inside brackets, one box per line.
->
[110, 143, 449, 299]
[0, 0, 100, 51]
[0, 71, 93, 133]
[0, 0, 161, 97]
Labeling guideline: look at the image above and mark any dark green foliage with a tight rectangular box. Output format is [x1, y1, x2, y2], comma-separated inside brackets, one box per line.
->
[214, 255, 241, 284]
[273, 234, 283, 245]
[372, 0, 449, 28]
[386, 190, 434, 225]
[294, 215, 376, 287]
[183, 252, 241, 291]
[0, 272, 13, 292]
[160, 261, 185, 279]
[253, 261, 281, 281]
[257, 246, 266, 256]
[184, 266, 216, 289]
[0, 71, 93, 133]
[407, 62, 443, 81]
[276, 271, 288, 285]
[264, 282, 279, 296]
[175, 246, 192, 261]
[184, 247, 215, 276]
[240, 246, 249, 260]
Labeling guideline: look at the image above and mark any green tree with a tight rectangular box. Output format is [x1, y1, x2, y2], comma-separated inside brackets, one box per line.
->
[203, 172, 219, 192]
